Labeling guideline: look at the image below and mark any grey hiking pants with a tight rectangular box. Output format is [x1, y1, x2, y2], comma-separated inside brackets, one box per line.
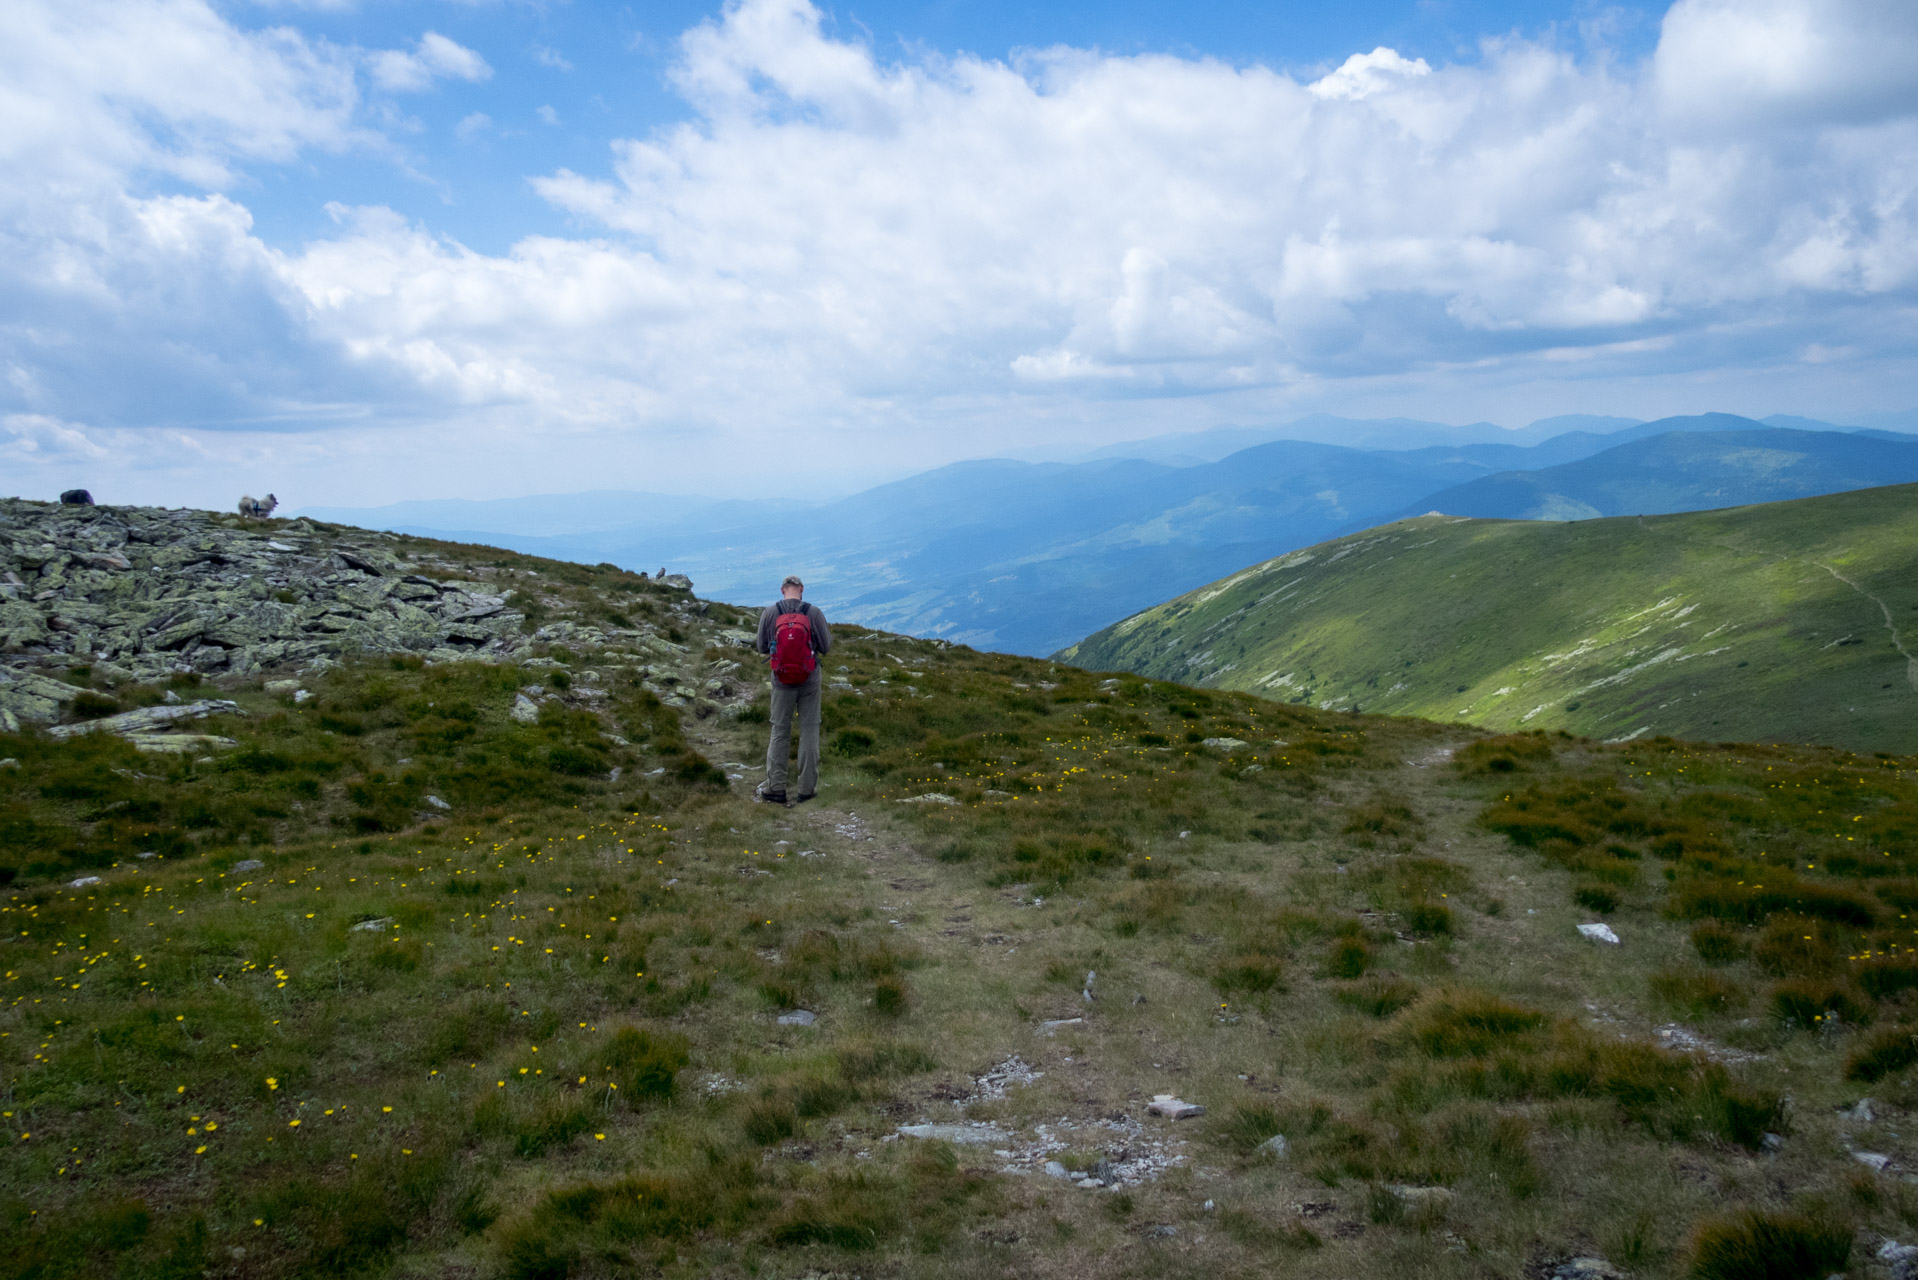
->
[766, 672, 821, 797]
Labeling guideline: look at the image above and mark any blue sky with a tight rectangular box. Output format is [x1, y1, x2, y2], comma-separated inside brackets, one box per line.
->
[243, 1, 1660, 254]
[3, 0, 1915, 507]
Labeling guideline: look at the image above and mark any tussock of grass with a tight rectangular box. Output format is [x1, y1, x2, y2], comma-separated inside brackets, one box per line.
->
[1845, 1025, 1918, 1082]
[1688, 1208, 1850, 1280]
[596, 1026, 690, 1102]
[1336, 976, 1421, 1018]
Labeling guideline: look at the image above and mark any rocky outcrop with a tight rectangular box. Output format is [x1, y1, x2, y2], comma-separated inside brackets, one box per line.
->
[0, 498, 537, 727]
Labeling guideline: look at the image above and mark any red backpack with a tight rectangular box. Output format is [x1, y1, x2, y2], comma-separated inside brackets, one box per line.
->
[771, 608, 817, 685]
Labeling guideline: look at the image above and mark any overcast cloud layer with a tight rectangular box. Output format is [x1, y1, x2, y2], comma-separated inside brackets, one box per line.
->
[2, 0, 1916, 507]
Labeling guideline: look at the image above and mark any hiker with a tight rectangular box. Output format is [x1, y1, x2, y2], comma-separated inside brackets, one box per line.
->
[755, 574, 832, 805]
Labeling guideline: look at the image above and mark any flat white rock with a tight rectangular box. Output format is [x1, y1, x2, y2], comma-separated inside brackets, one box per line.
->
[1147, 1094, 1205, 1120]
[1577, 922, 1620, 945]
[898, 1124, 1004, 1145]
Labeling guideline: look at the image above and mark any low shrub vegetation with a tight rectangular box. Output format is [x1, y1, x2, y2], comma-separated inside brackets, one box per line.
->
[0, 527, 1909, 1276]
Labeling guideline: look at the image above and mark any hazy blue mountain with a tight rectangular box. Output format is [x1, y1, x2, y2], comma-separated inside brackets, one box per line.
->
[299, 412, 1912, 658]
[1409, 426, 1918, 521]
[459, 441, 1516, 655]
[1065, 412, 1644, 466]
[1850, 409, 1918, 435]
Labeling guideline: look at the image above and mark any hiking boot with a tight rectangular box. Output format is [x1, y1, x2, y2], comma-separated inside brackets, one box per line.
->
[757, 789, 788, 805]
[794, 793, 817, 805]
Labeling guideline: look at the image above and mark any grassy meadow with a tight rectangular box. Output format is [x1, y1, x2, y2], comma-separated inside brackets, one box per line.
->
[1062, 482, 1918, 754]
[3, 533, 1917, 1278]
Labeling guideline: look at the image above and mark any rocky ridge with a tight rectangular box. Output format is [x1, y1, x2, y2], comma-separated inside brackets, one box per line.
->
[0, 497, 737, 733]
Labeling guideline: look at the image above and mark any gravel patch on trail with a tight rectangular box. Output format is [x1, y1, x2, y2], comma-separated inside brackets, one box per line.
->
[896, 1113, 1190, 1188]
[969, 1055, 1044, 1102]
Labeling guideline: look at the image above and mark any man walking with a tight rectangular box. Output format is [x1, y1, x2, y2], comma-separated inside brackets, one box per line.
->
[755, 575, 832, 805]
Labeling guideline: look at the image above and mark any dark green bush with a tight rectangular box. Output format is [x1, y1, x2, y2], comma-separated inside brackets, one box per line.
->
[1846, 1026, 1918, 1082]
[1326, 935, 1371, 979]
[1691, 922, 1747, 965]
[1335, 977, 1420, 1018]
[1213, 951, 1284, 996]
[597, 1027, 689, 1102]
[1405, 901, 1454, 937]
[872, 974, 909, 1017]
[1688, 1208, 1849, 1280]
[1574, 883, 1620, 913]
[744, 1097, 796, 1145]
[1651, 969, 1744, 1018]
[1770, 979, 1870, 1029]
[1414, 992, 1547, 1057]
[71, 691, 120, 719]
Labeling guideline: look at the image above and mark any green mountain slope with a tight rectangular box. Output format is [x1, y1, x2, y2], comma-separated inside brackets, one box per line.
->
[1060, 482, 1918, 751]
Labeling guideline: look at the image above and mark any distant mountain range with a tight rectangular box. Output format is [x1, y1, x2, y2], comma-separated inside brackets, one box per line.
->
[1406, 422, 1918, 521]
[302, 411, 1918, 657]
[1061, 483, 1918, 753]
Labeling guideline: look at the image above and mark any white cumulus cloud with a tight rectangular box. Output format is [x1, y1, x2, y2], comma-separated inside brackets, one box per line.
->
[0, 0, 1915, 506]
[369, 31, 492, 93]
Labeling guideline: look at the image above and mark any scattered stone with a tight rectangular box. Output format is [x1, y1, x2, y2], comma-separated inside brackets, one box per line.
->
[351, 917, 395, 932]
[897, 1124, 1006, 1145]
[511, 694, 540, 723]
[1083, 970, 1095, 1002]
[1878, 1240, 1918, 1280]
[232, 859, 264, 872]
[897, 792, 959, 805]
[1255, 1133, 1290, 1159]
[424, 795, 451, 811]
[45, 699, 245, 742]
[776, 1010, 816, 1026]
[1043, 1161, 1069, 1179]
[1577, 922, 1621, 944]
[971, 1055, 1043, 1101]
[1385, 1184, 1454, 1209]
[1654, 1023, 1760, 1064]
[1847, 1097, 1878, 1125]
[1039, 1018, 1083, 1034]
[135, 851, 157, 860]
[1854, 1150, 1891, 1171]
[292, 690, 313, 704]
[126, 733, 238, 754]
[1146, 1095, 1205, 1120]
[1552, 1259, 1628, 1280]
[1200, 737, 1247, 750]
[1762, 1132, 1785, 1151]
[0, 499, 542, 716]
[69, 876, 102, 888]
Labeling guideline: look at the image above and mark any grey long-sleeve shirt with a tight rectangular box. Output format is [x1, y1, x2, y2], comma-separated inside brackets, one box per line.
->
[755, 599, 832, 658]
